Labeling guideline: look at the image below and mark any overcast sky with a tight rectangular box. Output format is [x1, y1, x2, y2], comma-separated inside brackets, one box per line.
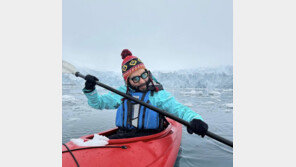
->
[63, 0, 232, 72]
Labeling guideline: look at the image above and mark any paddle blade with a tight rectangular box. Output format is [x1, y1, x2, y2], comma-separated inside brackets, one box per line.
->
[62, 60, 77, 74]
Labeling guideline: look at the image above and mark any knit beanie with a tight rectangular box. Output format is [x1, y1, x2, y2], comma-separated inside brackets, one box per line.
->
[121, 49, 146, 82]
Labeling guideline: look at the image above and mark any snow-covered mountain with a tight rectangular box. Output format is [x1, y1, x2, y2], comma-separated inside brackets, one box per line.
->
[62, 66, 233, 89]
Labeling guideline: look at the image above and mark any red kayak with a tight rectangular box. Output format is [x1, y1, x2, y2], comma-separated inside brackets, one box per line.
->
[62, 118, 182, 167]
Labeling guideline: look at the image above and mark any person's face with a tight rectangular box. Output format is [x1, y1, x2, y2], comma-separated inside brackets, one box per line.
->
[128, 68, 149, 91]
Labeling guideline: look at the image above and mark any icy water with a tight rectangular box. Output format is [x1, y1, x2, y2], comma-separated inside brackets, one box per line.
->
[62, 84, 233, 167]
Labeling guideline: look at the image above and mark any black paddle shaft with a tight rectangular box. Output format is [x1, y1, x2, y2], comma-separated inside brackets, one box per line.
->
[75, 72, 233, 148]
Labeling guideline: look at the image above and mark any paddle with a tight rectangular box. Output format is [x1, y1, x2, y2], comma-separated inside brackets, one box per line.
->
[63, 60, 233, 148]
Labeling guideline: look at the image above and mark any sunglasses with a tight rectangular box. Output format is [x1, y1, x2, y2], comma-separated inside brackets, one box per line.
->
[130, 71, 149, 83]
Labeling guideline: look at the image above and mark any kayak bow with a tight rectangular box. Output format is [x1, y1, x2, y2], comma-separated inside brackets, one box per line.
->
[62, 118, 182, 167]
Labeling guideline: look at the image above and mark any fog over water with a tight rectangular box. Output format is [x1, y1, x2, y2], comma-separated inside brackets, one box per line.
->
[63, 0, 233, 72]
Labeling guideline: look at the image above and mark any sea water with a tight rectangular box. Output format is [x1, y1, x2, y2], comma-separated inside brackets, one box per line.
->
[62, 84, 233, 167]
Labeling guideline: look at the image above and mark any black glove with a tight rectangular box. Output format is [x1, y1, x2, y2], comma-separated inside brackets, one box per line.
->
[84, 75, 99, 92]
[187, 119, 208, 137]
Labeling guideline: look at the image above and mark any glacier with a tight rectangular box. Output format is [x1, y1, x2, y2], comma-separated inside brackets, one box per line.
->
[62, 66, 233, 89]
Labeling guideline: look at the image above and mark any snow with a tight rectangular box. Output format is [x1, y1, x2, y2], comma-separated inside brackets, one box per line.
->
[70, 134, 109, 146]
[204, 101, 215, 105]
[62, 95, 76, 102]
[225, 103, 233, 109]
[208, 91, 221, 96]
[181, 90, 203, 96]
[68, 118, 81, 122]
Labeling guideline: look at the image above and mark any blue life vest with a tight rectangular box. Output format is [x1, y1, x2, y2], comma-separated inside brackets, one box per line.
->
[115, 91, 164, 130]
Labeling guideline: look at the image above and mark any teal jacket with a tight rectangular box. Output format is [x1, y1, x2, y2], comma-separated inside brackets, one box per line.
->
[83, 86, 203, 122]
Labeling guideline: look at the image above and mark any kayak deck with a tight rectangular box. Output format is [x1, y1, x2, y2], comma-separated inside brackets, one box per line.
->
[62, 118, 182, 167]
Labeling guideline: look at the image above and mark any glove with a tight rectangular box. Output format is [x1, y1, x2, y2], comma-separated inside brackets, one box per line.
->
[84, 75, 99, 92]
[187, 119, 208, 137]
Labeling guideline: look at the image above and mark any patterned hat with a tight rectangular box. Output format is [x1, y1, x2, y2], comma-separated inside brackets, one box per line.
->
[121, 49, 146, 82]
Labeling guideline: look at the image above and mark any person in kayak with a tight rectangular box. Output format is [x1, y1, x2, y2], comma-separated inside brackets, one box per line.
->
[82, 49, 208, 139]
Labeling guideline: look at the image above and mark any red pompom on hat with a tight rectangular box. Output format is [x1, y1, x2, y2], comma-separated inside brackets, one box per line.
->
[121, 49, 132, 59]
[120, 49, 146, 82]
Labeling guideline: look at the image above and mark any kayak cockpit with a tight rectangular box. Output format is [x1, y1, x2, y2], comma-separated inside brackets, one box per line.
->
[80, 122, 172, 144]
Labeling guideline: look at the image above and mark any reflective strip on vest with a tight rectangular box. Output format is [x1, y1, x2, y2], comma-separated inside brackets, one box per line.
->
[132, 95, 140, 127]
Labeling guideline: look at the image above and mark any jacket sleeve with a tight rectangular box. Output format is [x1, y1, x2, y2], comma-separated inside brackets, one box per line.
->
[151, 90, 203, 122]
[83, 85, 126, 110]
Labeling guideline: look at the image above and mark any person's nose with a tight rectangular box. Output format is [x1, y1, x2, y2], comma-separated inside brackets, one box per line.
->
[138, 77, 145, 84]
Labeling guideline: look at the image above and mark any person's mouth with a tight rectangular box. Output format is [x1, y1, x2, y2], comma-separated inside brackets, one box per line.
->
[138, 83, 146, 90]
